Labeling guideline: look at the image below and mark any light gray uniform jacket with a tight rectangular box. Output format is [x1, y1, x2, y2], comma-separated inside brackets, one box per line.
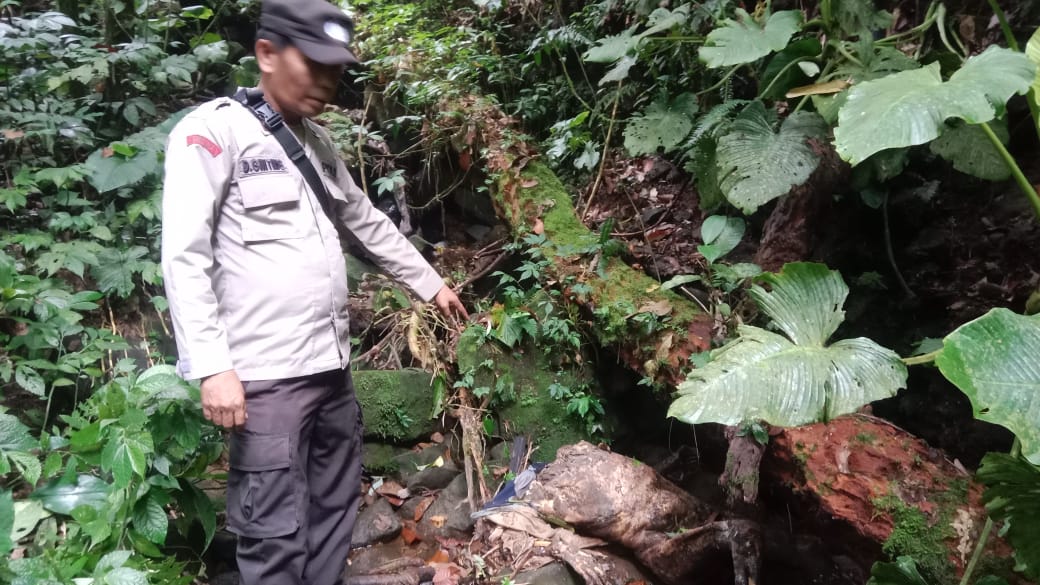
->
[161, 96, 443, 382]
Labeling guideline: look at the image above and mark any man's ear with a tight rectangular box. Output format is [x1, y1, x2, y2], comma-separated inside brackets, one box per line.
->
[255, 38, 279, 74]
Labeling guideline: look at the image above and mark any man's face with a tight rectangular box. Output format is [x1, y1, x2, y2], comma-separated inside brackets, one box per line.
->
[257, 41, 344, 120]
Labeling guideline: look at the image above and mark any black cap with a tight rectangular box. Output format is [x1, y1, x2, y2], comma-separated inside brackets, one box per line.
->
[259, 0, 359, 65]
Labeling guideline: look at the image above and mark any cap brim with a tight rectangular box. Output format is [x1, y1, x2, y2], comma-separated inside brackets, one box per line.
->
[294, 37, 359, 65]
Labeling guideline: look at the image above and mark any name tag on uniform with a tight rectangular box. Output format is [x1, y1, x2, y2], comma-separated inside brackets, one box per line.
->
[240, 157, 289, 176]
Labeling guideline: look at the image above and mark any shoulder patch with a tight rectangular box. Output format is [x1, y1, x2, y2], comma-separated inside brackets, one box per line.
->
[186, 134, 222, 157]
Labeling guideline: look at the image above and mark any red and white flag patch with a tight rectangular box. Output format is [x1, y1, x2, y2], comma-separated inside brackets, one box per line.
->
[186, 134, 222, 157]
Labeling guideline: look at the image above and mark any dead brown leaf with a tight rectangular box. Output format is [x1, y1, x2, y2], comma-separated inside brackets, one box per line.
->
[636, 300, 673, 317]
[2, 129, 25, 140]
[102, 146, 115, 158]
[532, 218, 544, 235]
[521, 178, 539, 188]
[429, 515, 447, 528]
[432, 563, 463, 585]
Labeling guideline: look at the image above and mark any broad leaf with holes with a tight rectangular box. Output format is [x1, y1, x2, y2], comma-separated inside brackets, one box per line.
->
[623, 93, 699, 156]
[715, 102, 827, 214]
[669, 262, 906, 427]
[699, 9, 802, 68]
[977, 453, 1040, 579]
[936, 309, 1040, 464]
[833, 46, 1034, 165]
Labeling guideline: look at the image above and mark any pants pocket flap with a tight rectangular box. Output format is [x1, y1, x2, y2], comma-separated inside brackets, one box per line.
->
[230, 434, 292, 471]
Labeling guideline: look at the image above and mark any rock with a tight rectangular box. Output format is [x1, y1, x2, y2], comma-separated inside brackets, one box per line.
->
[404, 461, 460, 492]
[394, 443, 454, 486]
[351, 498, 402, 548]
[763, 414, 1017, 584]
[416, 473, 474, 540]
[456, 326, 594, 461]
[353, 369, 438, 443]
[363, 442, 407, 475]
[510, 562, 581, 585]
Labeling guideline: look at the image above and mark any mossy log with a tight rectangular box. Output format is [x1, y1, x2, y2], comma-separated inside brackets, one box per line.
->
[440, 97, 712, 387]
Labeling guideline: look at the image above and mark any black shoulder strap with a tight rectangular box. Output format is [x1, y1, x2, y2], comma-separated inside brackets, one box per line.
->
[232, 88, 371, 259]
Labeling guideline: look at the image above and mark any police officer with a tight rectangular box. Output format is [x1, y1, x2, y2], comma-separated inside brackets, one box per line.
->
[160, 0, 467, 583]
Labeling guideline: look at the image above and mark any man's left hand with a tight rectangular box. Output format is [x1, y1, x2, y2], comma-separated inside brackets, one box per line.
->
[433, 285, 469, 322]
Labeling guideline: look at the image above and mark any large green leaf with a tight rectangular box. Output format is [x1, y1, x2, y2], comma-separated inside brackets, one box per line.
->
[669, 263, 907, 427]
[929, 120, 1011, 181]
[31, 474, 110, 515]
[699, 215, 744, 263]
[700, 9, 802, 68]
[583, 29, 639, 63]
[102, 431, 153, 488]
[866, 556, 929, 585]
[91, 246, 149, 298]
[11, 499, 50, 543]
[936, 309, 1040, 464]
[623, 93, 699, 156]
[715, 102, 827, 214]
[834, 46, 1035, 165]
[0, 491, 12, 556]
[131, 494, 168, 545]
[977, 453, 1040, 579]
[829, 0, 893, 36]
[0, 413, 36, 452]
[1027, 27, 1040, 125]
[85, 148, 160, 194]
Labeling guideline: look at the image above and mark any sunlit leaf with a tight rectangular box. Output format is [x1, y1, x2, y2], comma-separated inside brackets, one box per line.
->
[700, 9, 802, 68]
[936, 308, 1040, 464]
[715, 102, 827, 214]
[669, 263, 906, 427]
[834, 46, 1034, 165]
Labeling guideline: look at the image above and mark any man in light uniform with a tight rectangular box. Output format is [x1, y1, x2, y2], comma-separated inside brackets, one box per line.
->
[160, 0, 467, 583]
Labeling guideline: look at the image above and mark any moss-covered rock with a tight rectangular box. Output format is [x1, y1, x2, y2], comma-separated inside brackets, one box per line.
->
[361, 442, 404, 475]
[456, 326, 593, 462]
[353, 368, 438, 443]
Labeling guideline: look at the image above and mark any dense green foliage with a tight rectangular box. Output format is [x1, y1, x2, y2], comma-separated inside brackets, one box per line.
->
[3, 0, 1040, 582]
[1, 1, 256, 581]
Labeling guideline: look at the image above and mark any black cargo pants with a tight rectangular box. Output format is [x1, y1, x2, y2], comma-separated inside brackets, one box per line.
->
[227, 369, 363, 585]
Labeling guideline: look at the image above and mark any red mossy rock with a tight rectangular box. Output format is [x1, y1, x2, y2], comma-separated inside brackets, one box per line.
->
[763, 414, 1016, 580]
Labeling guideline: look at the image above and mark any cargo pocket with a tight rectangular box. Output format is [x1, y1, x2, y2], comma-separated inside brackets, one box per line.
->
[226, 433, 300, 538]
[238, 177, 304, 243]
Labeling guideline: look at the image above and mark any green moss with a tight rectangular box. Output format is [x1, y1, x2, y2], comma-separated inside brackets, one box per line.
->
[492, 159, 705, 381]
[872, 485, 966, 585]
[853, 432, 877, 446]
[457, 325, 592, 461]
[353, 369, 438, 443]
